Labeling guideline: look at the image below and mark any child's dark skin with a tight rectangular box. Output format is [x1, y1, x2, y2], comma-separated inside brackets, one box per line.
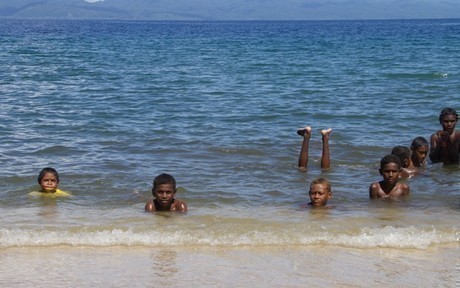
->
[145, 174, 187, 212]
[430, 108, 460, 165]
[297, 126, 331, 171]
[369, 155, 410, 199]
[145, 183, 187, 212]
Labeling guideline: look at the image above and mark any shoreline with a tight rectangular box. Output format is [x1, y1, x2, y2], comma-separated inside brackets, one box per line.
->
[1, 244, 458, 287]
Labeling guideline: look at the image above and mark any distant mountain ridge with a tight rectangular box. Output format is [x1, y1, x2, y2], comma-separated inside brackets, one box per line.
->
[0, 0, 459, 21]
[0, 0, 186, 20]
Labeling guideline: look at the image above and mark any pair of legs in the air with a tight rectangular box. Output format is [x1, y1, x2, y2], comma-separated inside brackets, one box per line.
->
[297, 126, 332, 170]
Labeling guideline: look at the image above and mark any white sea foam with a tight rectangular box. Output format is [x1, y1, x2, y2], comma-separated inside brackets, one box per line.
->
[1, 225, 457, 249]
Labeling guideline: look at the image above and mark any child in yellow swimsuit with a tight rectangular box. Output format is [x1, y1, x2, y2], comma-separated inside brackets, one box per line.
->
[28, 167, 71, 197]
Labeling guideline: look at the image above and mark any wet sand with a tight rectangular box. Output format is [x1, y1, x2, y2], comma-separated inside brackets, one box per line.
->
[1, 244, 458, 287]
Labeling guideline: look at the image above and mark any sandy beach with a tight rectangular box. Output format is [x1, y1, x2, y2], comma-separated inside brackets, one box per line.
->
[1, 244, 458, 287]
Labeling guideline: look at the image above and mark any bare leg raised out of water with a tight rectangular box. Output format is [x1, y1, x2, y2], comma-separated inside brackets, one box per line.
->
[297, 126, 312, 170]
[321, 128, 332, 169]
[297, 126, 332, 171]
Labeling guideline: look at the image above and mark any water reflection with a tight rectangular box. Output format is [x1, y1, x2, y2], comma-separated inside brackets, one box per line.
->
[150, 249, 179, 285]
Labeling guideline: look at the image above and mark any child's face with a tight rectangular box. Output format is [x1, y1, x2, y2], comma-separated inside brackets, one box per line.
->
[411, 145, 428, 164]
[153, 184, 176, 208]
[309, 184, 331, 207]
[379, 163, 401, 184]
[39, 172, 59, 193]
[440, 114, 457, 133]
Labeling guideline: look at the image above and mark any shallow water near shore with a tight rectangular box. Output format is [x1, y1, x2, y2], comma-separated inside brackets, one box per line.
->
[0, 18, 459, 286]
[1, 245, 458, 287]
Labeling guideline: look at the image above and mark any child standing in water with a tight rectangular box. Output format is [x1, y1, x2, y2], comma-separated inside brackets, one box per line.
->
[29, 167, 71, 197]
[145, 173, 187, 212]
[369, 154, 410, 199]
[297, 126, 332, 171]
[429, 107, 460, 165]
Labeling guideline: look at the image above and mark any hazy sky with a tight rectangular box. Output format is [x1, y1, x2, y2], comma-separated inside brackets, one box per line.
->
[2, 0, 460, 20]
[85, 0, 460, 20]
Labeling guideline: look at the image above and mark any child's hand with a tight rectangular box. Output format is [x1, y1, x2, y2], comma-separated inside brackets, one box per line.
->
[437, 130, 450, 142]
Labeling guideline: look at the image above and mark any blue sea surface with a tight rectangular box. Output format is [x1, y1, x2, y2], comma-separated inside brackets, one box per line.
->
[0, 19, 459, 249]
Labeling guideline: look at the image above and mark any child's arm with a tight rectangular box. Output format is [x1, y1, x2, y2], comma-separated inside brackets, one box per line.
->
[447, 132, 460, 162]
[400, 183, 410, 197]
[430, 131, 460, 164]
[145, 200, 156, 212]
[429, 132, 442, 162]
[369, 182, 380, 199]
[173, 200, 187, 212]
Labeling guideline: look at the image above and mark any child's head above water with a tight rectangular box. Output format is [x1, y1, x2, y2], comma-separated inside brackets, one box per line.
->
[153, 173, 176, 192]
[152, 173, 177, 208]
[411, 136, 429, 150]
[38, 167, 60, 193]
[369, 154, 410, 199]
[438, 107, 459, 134]
[410, 137, 429, 167]
[391, 145, 411, 168]
[380, 154, 402, 170]
[145, 173, 187, 212]
[438, 107, 458, 124]
[308, 177, 332, 207]
[378, 154, 402, 184]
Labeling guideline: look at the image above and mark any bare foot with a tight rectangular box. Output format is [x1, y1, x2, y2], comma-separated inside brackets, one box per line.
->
[321, 128, 332, 137]
[297, 126, 312, 137]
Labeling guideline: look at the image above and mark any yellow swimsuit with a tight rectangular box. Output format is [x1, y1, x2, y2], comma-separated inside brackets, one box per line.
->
[28, 189, 72, 198]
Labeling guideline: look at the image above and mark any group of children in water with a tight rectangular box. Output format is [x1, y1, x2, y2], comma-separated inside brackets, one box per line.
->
[300, 107, 459, 207]
[33, 107, 460, 212]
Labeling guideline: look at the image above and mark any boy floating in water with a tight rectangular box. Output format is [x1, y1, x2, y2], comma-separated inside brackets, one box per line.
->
[297, 126, 332, 171]
[145, 173, 187, 212]
[369, 154, 410, 199]
[307, 177, 332, 207]
[429, 107, 460, 165]
[29, 167, 71, 197]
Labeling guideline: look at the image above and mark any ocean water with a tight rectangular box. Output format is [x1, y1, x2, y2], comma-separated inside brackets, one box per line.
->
[0, 19, 459, 287]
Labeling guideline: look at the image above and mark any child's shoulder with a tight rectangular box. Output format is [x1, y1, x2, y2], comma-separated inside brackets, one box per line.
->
[173, 199, 187, 212]
[369, 181, 381, 189]
[395, 182, 410, 196]
[396, 181, 409, 188]
[28, 189, 71, 198]
[54, 189, 72, 196]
